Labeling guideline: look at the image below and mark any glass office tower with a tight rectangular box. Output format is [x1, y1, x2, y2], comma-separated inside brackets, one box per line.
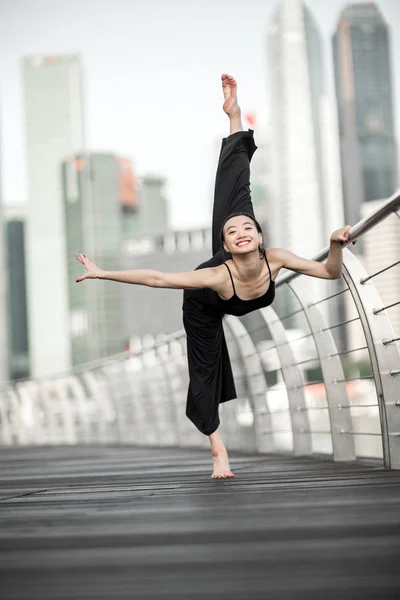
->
[333, 3, 397, 225]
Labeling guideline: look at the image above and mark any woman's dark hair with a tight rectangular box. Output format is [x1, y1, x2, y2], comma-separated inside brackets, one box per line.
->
[220, 212, 266, 258]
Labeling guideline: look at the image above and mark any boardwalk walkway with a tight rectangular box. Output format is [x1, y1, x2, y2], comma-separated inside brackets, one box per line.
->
[1, 446, 400, 599]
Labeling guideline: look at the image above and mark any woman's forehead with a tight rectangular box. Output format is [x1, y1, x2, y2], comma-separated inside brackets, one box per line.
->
[224, 215, 254, 230]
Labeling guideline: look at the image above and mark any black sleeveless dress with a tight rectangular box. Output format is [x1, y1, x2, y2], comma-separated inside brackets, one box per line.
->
[182, 130, 276, 436]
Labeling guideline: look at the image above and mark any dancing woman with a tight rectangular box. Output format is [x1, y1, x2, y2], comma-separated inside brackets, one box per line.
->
[76, 74, 352, 479]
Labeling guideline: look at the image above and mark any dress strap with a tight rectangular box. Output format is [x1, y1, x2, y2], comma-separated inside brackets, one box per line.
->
[264, 250, 273, 281]
[223, 262, 236, 295]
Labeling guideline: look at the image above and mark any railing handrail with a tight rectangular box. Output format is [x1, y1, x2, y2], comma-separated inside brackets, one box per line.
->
[3, 328, 186, 389]
[274, 189, 400, 288]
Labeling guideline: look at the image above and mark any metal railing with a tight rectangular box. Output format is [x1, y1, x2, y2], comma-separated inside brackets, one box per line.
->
[1, 191, 399, 467]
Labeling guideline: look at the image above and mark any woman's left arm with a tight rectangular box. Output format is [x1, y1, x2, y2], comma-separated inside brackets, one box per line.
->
[270, 225, 354, 280]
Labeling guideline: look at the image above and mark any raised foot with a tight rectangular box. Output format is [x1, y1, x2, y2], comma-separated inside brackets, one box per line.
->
[211, 447, 235, 479]
[221, 73, 240, 118]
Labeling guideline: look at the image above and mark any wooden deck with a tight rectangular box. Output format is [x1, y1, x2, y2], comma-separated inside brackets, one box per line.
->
[1, 445, 400, 599]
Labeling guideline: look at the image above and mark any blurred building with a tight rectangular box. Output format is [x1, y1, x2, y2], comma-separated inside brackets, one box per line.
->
[119, 157, 138, 213]
[267, 0, 344, 324]
[122, 175, 169, 239]
[243, 114, 272, 244]
[333, 3, 398, 227]
[121, 229, 212, 341]
[119, 157, 139, 238]
[0, 140, 9, 385]
[23, 55, 84, 377]
[268, 0, 344, 254]
[360, 199, 400, 338]
[3, 206, 30, 381]
[62, 153, 125, 364]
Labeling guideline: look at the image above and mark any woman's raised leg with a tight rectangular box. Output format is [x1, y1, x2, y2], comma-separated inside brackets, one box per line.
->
[211, 74, 258, 255]
[223, 73, 243, 135]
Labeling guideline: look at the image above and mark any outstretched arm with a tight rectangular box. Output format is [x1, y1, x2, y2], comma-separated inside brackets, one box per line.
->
[270, 226, 354, 280]
[99, 267, 223, 290]
[75, 251, 224, 291]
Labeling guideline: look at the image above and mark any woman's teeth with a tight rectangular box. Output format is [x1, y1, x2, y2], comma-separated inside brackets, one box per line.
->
[237, 241, 250, 247]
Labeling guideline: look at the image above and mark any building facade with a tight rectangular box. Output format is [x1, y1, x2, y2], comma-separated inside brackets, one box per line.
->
[332, 3, 398, 227]
[3, 206, 30, 381]
[23, 55, 84, 377]
[0, 137, 8, 385]
[360, 199, 400, 338]
[267, 0, 344, 324]
[268, 0, 344, 253]
[62, 153, 126, 365]
[122, 176, 169, 239]
[121, 229, 212, 341]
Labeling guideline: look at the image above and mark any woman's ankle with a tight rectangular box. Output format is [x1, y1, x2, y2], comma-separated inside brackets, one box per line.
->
[229, 113, 243, 135]
[211, 443, 227, 457]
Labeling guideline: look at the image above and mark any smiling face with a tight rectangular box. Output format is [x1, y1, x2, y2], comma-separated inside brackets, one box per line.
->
[222, 215, 262, 255]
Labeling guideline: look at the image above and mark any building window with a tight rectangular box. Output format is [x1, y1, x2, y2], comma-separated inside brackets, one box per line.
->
[69, 309, 88, 337]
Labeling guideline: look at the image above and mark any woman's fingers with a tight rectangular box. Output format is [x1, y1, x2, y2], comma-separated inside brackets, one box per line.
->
[76, 251, 89, 282]
[76, 251, 90, 267]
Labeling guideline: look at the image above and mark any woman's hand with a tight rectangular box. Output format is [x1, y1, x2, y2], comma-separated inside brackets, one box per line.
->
[330, 225, 357, 245]
[75, 251, 104, 282]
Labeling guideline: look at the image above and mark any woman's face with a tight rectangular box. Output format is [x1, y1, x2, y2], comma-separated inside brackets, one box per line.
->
[222, 215, 262, 255]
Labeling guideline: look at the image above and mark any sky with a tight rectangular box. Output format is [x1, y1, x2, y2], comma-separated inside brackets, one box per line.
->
[1, 0, 400, 230]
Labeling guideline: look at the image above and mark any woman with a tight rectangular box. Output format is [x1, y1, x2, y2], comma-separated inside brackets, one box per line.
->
[76, 74, 352, 479]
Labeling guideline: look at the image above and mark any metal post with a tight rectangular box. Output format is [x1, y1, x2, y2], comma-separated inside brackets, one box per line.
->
[342, 248, 400, 469]
[289, 278, 356, 462]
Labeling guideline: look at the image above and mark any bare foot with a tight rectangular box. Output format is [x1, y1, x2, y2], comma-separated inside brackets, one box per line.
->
[211, 445, 235, 479]
[221, 73, 240, 118]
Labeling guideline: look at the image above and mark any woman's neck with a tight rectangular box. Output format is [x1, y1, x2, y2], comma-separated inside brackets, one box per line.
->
[231, 251, 264, 281]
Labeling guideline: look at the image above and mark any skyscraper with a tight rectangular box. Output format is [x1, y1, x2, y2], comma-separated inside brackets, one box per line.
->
[119, 157, 138, 214]
[0, 126, 9, 385]
[4, 205, 30, 381]
[122, 175, 169, 239]
[23, 55, 84, 377]
[267, 0, 344, 319]
[243, 114, 272, 244]
[62, 153, 125, 364]
[332, 3, 398, 226]
[267, 0, 343, 256]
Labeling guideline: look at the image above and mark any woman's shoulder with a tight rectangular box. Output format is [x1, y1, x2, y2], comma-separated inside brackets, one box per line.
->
[266, 247, 284, 258]
[266, 247, 286, 266]
[266, 247, 285, 281]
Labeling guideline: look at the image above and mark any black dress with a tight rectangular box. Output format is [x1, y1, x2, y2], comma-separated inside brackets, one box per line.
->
[182, 130, 275, 436]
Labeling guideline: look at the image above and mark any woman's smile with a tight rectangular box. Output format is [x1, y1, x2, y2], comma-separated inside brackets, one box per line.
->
[236, 239, 251, 248]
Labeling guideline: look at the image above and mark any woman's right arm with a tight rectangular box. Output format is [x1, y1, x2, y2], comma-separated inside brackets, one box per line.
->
[100, 267, 223, 290]
[75, 251, 224, 291]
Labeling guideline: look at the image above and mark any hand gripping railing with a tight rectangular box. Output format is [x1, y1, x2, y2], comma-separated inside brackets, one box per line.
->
[1, 191, 399, 468]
